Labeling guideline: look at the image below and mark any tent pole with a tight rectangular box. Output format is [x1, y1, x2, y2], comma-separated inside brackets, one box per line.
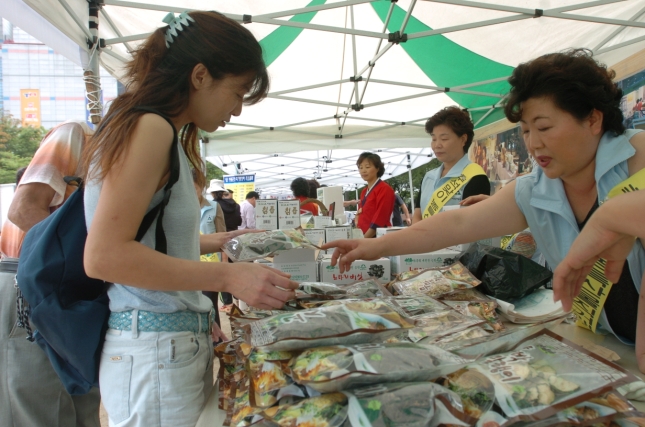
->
[407, 154, 415, 212]
[85, 1, 103, 125]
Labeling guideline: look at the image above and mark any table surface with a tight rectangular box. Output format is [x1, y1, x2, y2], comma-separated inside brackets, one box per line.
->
[196, 323, 645, 426]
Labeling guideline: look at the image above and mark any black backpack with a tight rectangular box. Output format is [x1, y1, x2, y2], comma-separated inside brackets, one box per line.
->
[16, 108, 180, 394]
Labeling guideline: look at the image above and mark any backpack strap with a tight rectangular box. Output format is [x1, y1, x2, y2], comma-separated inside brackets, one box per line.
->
[131, 107, 181, 254]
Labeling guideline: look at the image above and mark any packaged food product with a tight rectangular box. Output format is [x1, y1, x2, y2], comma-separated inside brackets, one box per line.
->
[243, 299, 416, 351]
[443, 300, 505, 332]
[440, 288, 492, 302]
[427, 325, 493, 346]
[407, 310, 485, 343]
[260, 382, 475, 427]
[295, 280, 392, 301]
[390, 262, 480, 298]
[288, 342, 469, 393]
[471, 330, 638, 423]
[246, 349, 294, 408]
[444, 368, 497, 420]
[223, 229, 319, 262]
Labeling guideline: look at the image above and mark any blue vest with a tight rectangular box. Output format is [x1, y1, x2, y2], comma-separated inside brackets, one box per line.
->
[515, 129, 645, 343]
[419, 154, 472, 212]
[200, 200, 219, 235]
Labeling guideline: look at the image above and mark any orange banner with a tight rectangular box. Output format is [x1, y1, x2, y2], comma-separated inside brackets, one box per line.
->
[20, 89, 41, 128]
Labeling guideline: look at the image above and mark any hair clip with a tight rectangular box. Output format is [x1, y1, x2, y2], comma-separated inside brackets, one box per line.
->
[162, 11, 195, 48]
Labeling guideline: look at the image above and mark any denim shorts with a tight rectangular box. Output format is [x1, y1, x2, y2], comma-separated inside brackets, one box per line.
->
[100, 328, 213, 427]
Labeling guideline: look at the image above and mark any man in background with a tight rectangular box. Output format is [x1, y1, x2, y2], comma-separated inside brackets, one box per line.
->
[239, 191, 259, 230]
[391, 193, 412, 227]
[0, 121, 100, 427]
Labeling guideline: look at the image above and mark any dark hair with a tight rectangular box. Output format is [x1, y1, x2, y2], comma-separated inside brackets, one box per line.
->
[212, 191, 225, 200]
[227, 189, 234, 194]
[425, 106, 474, 153]
[308, 179, 320, 198]
[16, 167, 27, 185]
[82, 11, 270, 190]
[246, 191, 260, 199]
[356, 152, 385, 178]
[504, 49, 624, 135]
[290, 177, 311, 198]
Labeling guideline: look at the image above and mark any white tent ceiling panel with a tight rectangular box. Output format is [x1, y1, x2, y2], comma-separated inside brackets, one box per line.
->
[208, 146, 435, 195]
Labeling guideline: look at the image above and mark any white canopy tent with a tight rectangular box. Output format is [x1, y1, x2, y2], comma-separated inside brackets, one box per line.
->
[3, 0, 645, 193]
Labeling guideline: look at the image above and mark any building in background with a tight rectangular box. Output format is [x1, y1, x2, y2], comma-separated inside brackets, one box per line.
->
[1, 18, 119, 129]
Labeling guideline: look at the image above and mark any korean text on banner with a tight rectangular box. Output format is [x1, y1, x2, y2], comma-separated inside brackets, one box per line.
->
[223, 174, 256, 204]
[20, 89, 41, 128]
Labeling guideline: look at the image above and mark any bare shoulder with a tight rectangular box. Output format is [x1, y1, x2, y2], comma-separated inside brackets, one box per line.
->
[628, 131, 645, 175]
[132, 113, 175, 147]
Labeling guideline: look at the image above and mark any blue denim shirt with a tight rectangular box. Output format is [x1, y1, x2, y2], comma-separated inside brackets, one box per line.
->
[419, 153, 471, 212]
[515, 129, 645, 343]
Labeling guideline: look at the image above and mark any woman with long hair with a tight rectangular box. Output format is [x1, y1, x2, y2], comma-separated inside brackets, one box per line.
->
[81, 11, 297, 426]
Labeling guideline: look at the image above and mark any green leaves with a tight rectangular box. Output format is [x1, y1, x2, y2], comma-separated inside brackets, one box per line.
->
[0, 112, 46, 184]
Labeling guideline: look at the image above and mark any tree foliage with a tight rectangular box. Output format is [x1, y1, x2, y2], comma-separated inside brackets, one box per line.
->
[0, 112, 46, 184]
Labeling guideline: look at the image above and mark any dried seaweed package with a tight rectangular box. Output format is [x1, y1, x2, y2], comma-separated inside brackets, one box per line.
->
[472, 329, 639, 423]
[390, 264, 478, 298]
[512, 390, 643, 427]
[223, 229, 318, 262]
[246, 349, 294, 408]
[261, 393, 349, 427]
[443, 300, 506, 332]
[259, 382, 474, 427]
[386, 295, 448, 317]
[243, 300, 416, 351]
[289, 342, 469, 393]
[426, 324, 493, 346]
[407, 310, 485, 343]
[443, 368, 497, 420]
[297, 280, 392, 300]
[440, 288, 492, 302]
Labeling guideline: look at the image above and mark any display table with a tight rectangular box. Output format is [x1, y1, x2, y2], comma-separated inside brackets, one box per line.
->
[195, 323, 645, 426]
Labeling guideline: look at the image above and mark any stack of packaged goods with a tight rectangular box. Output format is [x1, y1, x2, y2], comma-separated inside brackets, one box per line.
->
[213, 233, 645, 426]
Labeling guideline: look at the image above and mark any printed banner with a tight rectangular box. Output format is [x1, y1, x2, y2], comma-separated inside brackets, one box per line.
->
[223, 174, 256, 204]
[20, 89, 41, 128]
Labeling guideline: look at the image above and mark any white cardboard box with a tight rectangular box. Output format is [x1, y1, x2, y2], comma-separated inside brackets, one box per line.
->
[324, 226, 352, 243]
[390, 249, 462, 275]
[255, 200, 278, 230]
[278, 200, 300, 229]
[273, 249, 318, 282]
[302, 229, 325, 246]
[314, 216, 333, 228]
[376, 226, 406, 238]
[319, 257, 390, 285]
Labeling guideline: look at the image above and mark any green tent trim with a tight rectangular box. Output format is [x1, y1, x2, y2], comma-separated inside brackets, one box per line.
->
[260, 0, 327, 67]
[371, 1, 512, 127]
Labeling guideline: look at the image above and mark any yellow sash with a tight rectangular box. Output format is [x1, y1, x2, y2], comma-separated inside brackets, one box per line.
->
[423, 163, 487, 218]
[199, 232, 220, 263]
[573, 167, 645, 332]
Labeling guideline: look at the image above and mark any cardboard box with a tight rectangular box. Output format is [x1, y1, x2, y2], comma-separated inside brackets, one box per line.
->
[302, 229, 325, 246]
[390, 249, 462, 275]
[317, 186, 345, 217]
[324, 226, 351, 243]
[314, 216, 333, 228]
[376, 226, 406, 238]
[273, 249, 318, 282]
[255, 199, 278, 230]
[278, 200, 300, 229]
[319, 257, 390, 285]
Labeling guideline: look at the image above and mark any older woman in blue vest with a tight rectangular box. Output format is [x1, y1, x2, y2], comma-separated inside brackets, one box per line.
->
[413, 106, 491, 223]
[323, 49, 645, 371]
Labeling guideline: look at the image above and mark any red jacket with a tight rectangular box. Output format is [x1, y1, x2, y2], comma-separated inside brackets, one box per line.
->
[357, 180, 395, 234]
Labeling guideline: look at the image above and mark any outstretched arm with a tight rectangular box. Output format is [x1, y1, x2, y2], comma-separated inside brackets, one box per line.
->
[323, 181, 528, 272]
